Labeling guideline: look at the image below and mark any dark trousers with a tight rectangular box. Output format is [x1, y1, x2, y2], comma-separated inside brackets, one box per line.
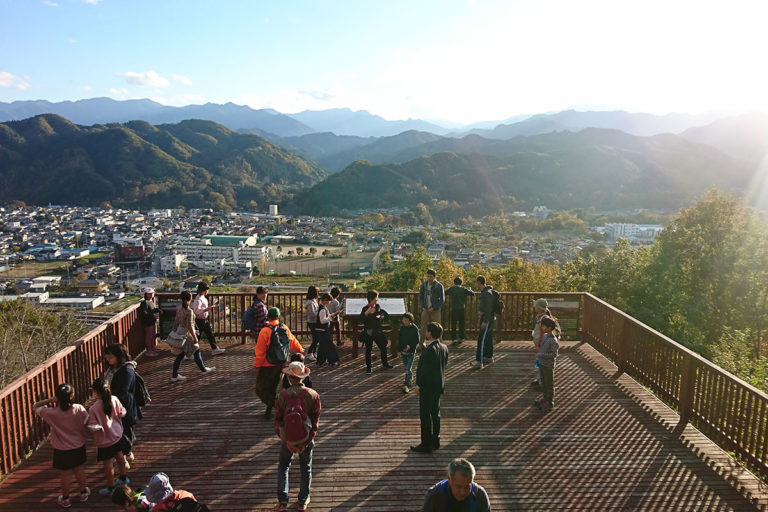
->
[476, 320, 494, 361]
[307, 323, 319, 354]
[419, 388, 441, 448]
[255, 365, 283, 408]
[121, 421, 136, 456]
[332, 321, 342, 345]
[450, 309, 466, 339]
[540, 365, 555, 406]
[363, 331, 388, 369]
[195, 318, 218, 349]
[316, 330, 340, 364]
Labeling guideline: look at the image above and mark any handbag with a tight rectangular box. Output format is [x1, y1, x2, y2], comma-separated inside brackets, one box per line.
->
[166, 326, 187, 353]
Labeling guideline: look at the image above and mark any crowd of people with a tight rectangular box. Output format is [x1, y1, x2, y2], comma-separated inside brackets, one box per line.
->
[35, 271, 564, 510]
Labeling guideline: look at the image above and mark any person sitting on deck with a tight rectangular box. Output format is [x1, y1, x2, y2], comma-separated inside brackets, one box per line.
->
[111, 472, 204, 511]
[422, 458, 492, 512]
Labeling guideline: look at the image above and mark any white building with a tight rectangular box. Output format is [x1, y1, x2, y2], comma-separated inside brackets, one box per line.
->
[160, 254, 187, 274]
[269, 204, 279, 216]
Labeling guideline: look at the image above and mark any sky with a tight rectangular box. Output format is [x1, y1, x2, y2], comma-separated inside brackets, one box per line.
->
[1, 0, 767, 124]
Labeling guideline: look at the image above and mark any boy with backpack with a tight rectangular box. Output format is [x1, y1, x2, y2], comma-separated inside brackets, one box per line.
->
[275, 361, 322, 512]
[254, 308, 304, 419]
[243, 286, 269, 338]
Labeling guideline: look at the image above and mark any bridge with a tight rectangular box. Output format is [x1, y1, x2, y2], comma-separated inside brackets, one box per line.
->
[1, 292, 767, 510]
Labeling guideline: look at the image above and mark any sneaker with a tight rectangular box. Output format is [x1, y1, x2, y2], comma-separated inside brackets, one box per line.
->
[305, 353, 317, 362]
[382, 362, 394, 369]
[469, 360, 483, 369]
[298, 496, 311, 511]
[275, 502, 288, 511]
[211, 347, 226, 356]
[79, 487, 90, 502]
[451, 339, 462, 346]
[331, 361, 340, 367]
[98, 486, 115, 496]
[170, 374, 187, 382]
[57, 495, 71, 508]
[145, 350, 159, 357]
[403, 385, 410, 394]
[126, 452, 135, 463]
[365, 367, 372, 375]
[202, 366, 216, 373]
[531, 379, 541, 388]
[483, 356, 494, 364]
[123, 459, 130, 470]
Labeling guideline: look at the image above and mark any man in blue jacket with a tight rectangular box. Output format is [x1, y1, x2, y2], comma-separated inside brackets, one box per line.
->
[419, 269, 445, 340]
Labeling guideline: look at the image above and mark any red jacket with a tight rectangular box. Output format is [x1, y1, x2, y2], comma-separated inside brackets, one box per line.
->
[152, 490, 196, 512]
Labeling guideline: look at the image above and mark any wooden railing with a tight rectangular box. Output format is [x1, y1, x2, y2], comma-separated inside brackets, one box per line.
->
[0, 303, 144, 475]
[582, 293, 768, 481]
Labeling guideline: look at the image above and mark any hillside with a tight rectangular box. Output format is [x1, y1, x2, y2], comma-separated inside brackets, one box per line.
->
[0, 115, 325, 210]
[681, 110, 768, 163]
[294, 129, 750, 216]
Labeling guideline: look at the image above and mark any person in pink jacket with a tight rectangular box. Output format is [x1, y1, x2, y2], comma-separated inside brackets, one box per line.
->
[33, 383, 90, 508]
[87, 378, 131, 496]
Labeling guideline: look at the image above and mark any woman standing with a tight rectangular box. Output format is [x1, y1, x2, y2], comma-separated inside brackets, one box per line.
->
[103, 344, 142, 464]
[304, 286, 320, 362]
[138, 288, 161, 356]
[170, 290, 215, 382]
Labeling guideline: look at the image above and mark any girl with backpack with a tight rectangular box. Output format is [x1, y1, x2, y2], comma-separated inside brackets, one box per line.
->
[304, 286, 320, 361]
[33, 383, 90, 508]
[86, 378, 131, 496]
[315, 293, 341, 366]
[103, 344, 142, 465]
[169, 290, 216, 383]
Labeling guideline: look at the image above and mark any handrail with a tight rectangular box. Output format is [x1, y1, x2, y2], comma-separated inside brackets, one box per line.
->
[582, 293, 768, 481]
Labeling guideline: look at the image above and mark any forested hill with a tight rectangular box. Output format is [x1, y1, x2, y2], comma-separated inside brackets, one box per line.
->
[294, 129, 750, 216]
[0, 115, 325, 210]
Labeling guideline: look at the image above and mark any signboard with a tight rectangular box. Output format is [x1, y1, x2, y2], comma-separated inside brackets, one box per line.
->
[344, 298, 407, 316]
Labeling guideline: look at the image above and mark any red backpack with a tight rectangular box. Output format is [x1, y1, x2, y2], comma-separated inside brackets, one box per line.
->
[280, 388, 312, 447]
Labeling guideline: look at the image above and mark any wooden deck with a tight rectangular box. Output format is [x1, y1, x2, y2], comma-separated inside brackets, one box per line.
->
[1, 339, 767, 511]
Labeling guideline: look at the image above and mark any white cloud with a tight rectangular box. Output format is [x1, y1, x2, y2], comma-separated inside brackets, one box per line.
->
[171, 74, 192, 85]
[236, 87, 347, 114]
[116, 71, 169, 87]
[149, 94, 207, 106]
[0, 72, 30, 91]
[109, 87, 129, 99]
[78, 85, 92, 92]
[82, 0, 102, 4]
[42, 0, 59, 7]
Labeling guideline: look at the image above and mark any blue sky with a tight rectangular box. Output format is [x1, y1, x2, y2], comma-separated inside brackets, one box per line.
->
[1, 0, 766, 123]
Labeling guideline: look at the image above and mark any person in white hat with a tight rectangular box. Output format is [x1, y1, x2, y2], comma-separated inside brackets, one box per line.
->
[274, 361, 321, 512]
[139, 288, 161, 356]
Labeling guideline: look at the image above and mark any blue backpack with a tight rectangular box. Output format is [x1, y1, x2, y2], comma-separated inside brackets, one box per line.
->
[242, 305, 255, 330]
[440, 479, 477, 512]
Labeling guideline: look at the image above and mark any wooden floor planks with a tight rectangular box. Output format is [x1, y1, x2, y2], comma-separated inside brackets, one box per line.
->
[1, 339, 767, 511]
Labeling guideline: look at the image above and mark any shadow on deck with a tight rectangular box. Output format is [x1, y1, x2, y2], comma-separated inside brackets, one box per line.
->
[1, 340, 767, 511]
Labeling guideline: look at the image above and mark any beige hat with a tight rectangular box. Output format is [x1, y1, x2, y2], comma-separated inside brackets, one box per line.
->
[282, 361, 310, 379]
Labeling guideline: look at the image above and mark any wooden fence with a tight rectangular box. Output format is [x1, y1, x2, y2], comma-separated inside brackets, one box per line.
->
[582, 293, 768, 481]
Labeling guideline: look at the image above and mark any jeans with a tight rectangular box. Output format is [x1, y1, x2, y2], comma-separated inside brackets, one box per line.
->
[476, 320, 494, 361]
[277, 440, 314, 503]
[540, 365, 555, 406]
[419, 388, 441, 448]
[172, 349, 206, 377]
[195, 318, 218, 350]
[449, 310, 466, 339]
[401, 351, 415, 386]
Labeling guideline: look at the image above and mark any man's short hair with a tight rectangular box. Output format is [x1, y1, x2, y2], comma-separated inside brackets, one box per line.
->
[403, 312, 414, 322]
[449, 458, 476, 480]
[320, 293, 332, 301]
[454, 276, 463, 285]
[330, 286, 340, 298]
[476, 275, 486, 285]
[366, 289, 379, 302]
[426, 269, 436, 276]
[256, 286, 269, 295]
[426, 322, 443, 340]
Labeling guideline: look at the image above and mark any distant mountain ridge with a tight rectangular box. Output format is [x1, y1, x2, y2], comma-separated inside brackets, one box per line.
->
[0, 114, 325, 209]
[287, 108, 450, 137]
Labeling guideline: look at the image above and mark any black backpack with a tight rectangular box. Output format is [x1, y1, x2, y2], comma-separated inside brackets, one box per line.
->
[170, 497, 209, 512]
[134, 371, 150, 407]
[491, 288, 504, 315]
[266, 324, 291, 365]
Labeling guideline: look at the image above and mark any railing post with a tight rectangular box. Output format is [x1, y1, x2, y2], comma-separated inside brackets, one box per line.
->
[677, 354, 697, 429]
[240, 294, 247, 345]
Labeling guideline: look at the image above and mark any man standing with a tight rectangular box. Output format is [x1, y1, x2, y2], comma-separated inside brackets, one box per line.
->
[275, 361, 321, 512]
[472, 276, 495, 368]
[192, 282, 225, 356]
[419, 269, 445, 339]
[254, 308, 304, 419]
[422, 458, 492, 512]
[411, 322, 448, 453]
[250, 286, 269, 338]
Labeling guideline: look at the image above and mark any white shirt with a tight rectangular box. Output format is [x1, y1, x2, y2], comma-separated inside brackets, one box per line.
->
[192, 294, 208, 319]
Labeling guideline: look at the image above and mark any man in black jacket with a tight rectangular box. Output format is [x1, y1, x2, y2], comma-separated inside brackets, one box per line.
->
[472, 275, 495, 369]
[411, 322, 449, 453]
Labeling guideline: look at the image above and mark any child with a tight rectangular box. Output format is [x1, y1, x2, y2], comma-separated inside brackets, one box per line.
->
[328, 286, 343, 346]
[33, 383, 90, 508]
[86, 378, 130, 496]
[304, 286, 320, 361]
[531, 298, 552, 388]
[535, 316, 560, 412]
[282, 352, 314, 390]
[360, 289, 394, 374]
[444, 276, 475, 345]
[398, 312, 420, 393]
[315, 293, 341, 366]
[113, 473, 197, 512]
[110, 483, 149, 510]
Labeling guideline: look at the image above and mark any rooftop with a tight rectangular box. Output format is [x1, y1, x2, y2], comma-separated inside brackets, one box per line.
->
[1, 338, 765, 511]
